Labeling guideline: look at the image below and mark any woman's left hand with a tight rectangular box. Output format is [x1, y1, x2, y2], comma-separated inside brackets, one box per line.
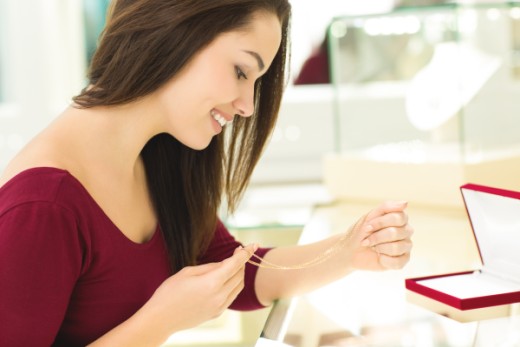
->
[346, 201, 414, 271]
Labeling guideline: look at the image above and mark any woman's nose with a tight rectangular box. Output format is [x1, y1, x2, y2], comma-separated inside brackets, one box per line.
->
[232, 84, 255, 117]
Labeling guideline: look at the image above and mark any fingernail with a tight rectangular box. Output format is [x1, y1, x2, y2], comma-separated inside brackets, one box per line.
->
[365, 224, 373, 232]
[361, 239, 370, 247]
[244, 243, 256, 251]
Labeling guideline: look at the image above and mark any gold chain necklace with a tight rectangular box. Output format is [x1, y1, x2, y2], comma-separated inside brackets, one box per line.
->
[245, 231, 350, 270]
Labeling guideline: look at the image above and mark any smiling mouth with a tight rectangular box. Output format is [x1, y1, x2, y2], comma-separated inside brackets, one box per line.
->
[210, 109, 229, 127]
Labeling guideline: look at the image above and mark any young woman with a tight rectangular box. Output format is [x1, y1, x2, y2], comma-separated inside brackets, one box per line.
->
[0, 0, 413, 346]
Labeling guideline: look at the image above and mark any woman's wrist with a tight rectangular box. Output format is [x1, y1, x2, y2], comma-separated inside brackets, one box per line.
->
[333, 232, 357, 274]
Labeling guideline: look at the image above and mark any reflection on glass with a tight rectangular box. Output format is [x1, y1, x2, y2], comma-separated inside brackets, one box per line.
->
[329, 3, 520, 163]
[293, 34, 330, 85]
[262, 297, 520, 346]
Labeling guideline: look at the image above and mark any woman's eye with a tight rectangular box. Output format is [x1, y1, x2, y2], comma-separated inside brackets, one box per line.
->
[235, 66, 248, 80]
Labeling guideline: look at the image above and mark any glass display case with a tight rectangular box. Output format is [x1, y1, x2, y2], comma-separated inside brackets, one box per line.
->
[255, 201, 520, 347]
[324, 2, 520, 206]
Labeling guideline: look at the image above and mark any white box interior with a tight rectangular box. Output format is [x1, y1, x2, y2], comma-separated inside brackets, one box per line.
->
[416, 184, 520, 300]
[461, 186, 520, 281]
[417, 271, 520, 299]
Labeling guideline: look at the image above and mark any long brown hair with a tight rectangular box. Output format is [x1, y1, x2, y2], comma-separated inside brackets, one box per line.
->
[73, 0, 291, 273]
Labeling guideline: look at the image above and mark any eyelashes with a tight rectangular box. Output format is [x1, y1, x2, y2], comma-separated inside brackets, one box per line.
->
[235, 66, 248, 80]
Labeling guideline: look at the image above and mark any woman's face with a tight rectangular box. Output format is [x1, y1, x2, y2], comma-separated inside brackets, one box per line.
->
[154, 11, 282, 150]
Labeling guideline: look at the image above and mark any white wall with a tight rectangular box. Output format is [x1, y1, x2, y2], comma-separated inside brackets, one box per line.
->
[0, 0, 86, 169]
[251, 85, 336, 183]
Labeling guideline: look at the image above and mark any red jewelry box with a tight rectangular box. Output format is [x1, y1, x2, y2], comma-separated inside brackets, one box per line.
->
[405, 183, 520, 321]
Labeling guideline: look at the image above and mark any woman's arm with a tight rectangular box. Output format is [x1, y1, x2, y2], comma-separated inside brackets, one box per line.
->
[254, 201, 413, 306]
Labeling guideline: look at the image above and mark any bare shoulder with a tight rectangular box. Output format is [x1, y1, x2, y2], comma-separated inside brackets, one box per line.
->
[0, 141, 65, 188]
[0, 123, 74, 188]
[0, 108, 87, 188]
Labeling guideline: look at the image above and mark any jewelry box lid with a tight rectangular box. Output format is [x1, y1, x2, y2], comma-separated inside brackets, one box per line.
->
[461, 183, 520, 282]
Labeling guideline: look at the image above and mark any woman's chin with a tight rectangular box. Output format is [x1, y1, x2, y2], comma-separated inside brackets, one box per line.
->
[183, 138, 213, 151]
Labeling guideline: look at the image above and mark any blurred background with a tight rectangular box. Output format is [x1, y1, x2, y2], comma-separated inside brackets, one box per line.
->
[2, 1, 520, 346]
[0, 0, 408, 174]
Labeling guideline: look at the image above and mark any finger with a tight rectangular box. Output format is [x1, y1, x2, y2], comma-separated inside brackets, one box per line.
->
[372, 239, 413, 257]
[225, 279, 245, 307]
[378, 252, 411, 270]
[212, 266, 246, 313]
[355, 202, 408, 245]
[214, 244, 257, 281]
[363, 224, 414, 247]
[346, 212, 371, 244]
[225, 266, 246, 295]
[233, 243, 257, 258]
[180, 244, 255, 278]
[365, 201, 408, 223]
[220, 270, 251, 306]
[181, 262, 221, 276]
[368, 211, 408, 232]
[361, 208, 410, 247]
[209, 273, 245, 318]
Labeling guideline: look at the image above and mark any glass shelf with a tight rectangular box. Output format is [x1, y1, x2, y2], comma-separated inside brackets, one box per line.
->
[325, 2, 520, 205]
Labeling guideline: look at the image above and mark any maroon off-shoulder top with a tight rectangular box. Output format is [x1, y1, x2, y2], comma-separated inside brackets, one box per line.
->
[0, 167, 270, 346]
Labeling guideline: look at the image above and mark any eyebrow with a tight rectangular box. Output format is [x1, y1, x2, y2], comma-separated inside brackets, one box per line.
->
[243, 50, 265, 71]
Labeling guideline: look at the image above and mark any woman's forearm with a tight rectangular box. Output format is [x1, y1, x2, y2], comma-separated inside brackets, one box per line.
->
[254, 201, 413, 306]
[254, 233, 354, 306]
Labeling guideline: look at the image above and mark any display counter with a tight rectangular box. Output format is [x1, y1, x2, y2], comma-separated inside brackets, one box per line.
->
[254, 200, 520, 347]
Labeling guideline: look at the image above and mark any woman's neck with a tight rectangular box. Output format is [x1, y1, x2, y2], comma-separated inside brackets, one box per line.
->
[59, 98, 163, 178]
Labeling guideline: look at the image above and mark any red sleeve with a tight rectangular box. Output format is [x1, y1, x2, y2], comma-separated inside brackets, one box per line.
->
[197, 220, 272, 311]
[0, 202, 84, 346]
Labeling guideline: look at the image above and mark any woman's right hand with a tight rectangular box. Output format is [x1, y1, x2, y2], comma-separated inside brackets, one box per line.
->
[144, 243, 257, 337]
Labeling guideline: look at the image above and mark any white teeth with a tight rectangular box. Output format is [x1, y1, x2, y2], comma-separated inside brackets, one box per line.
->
[211, 110, 227, 127]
